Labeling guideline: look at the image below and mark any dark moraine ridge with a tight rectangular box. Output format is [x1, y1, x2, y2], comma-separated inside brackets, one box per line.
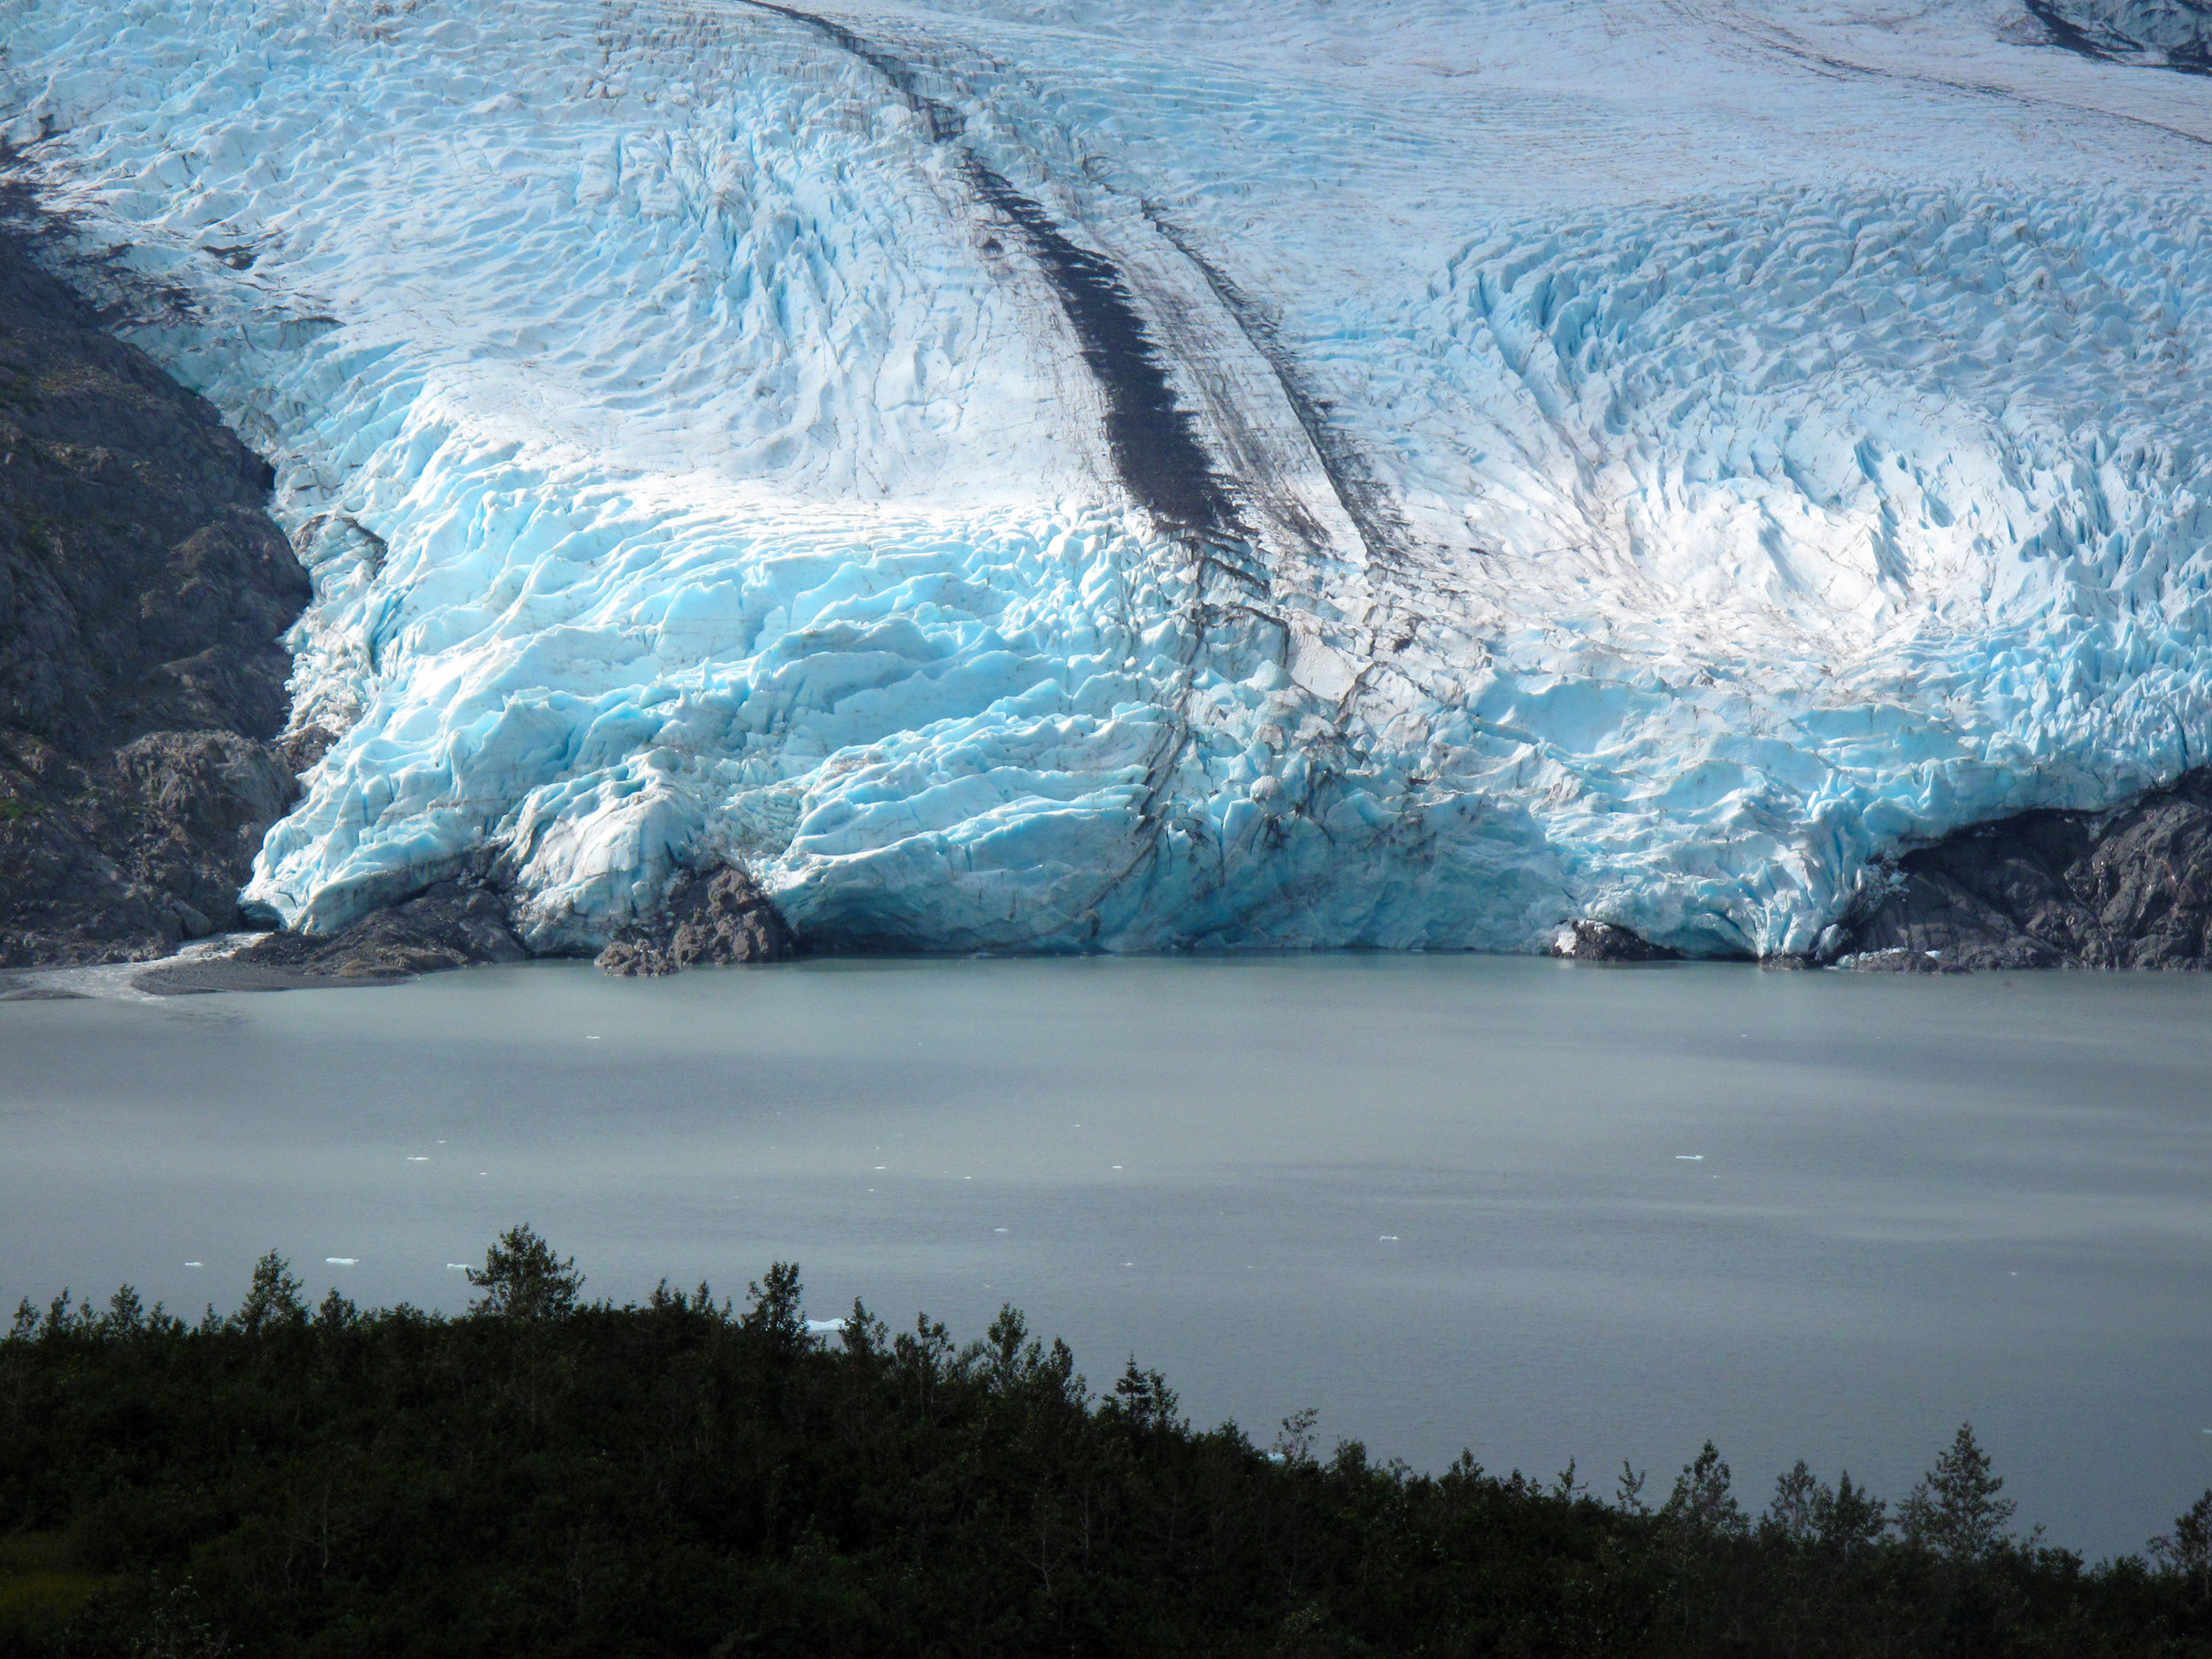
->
[739, 0, 1239, 536]
[1139, 208, 1416, 566]
[0, 207, 311, 972]
[1829, 768, 2212, 971]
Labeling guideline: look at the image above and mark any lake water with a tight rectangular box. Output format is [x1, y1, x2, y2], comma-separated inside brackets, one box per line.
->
[2, 955, 2208, 1557]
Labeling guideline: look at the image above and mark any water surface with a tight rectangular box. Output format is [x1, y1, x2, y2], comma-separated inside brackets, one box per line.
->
[3, 956, 2208, 1556]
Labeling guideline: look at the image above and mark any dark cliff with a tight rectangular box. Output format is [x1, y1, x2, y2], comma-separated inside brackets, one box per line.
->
[0, 217, 310, 966]
[1832, 770, 2212, 971]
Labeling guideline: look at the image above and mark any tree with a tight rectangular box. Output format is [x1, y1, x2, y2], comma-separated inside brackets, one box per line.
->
[1765, 1460, 1819, 1543]
[466, 1225, 584, 1320]
[2151, 1490, 2212, 1601]
[982, 1302, 1031, 1388]
[103, 1284, 145, 1334]
[739, 1261, 807, 1354]
[840, 1296, 887, 1359]
[1662, 1441, 1747, 1538]
[1274, 1409, 1321, 1468]
[236, 1251, 307, 1334]
[1763, 1462, 1890, 1553]
[1108, 1356, 1179, 1435]
[1899, 1422, 2015, 1561]
[317, 1286, 357, 1331]
[1814, 1471, 1890, 1555]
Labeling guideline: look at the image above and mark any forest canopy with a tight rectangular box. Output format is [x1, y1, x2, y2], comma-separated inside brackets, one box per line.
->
[2, 1228, 2208, 1657]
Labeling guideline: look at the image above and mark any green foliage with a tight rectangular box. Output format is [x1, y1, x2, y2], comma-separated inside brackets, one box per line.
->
[465, 1222, 582, 1319]
[2154, 1492, 2212, 1606]
[234, 1251, 306, 1335]
[1899, 1421, 2018, 1562]
[0, 1240, 2204, 1658]
[1662, 1440, 1747, 1539]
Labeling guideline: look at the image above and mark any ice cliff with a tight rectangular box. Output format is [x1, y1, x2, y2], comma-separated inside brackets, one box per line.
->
[5, 0, 2212, 956]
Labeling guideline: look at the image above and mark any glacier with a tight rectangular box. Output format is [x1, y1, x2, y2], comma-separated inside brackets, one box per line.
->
[4, 0, 2212, 956]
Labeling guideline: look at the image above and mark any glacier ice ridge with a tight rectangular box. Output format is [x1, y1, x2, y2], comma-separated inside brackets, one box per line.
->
[5, 0, 2212, 957]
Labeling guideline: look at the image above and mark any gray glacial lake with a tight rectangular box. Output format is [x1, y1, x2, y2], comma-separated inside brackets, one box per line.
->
[3, 955, 2208, 1557]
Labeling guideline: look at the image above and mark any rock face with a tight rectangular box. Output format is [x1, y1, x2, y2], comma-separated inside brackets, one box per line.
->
[595, 866, 798, 976]
[0, 212, 310, 966]
[1549, 919, 1681, 964]
[134, 878, 530, 992]
[1832, 769, 2212, 971]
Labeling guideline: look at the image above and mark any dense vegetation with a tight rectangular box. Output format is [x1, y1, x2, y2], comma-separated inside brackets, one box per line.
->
[2, 1230, 2207, 1657]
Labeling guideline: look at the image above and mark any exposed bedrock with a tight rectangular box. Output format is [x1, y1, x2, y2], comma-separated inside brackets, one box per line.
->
[595, 865, 799, 978]
[1827, 769, 2212, 972]
[134, 876, 531, 993]
[2030, 0, 2212, 71]
[0, 211, 311, 966]
[1548, 920, 1683, 964]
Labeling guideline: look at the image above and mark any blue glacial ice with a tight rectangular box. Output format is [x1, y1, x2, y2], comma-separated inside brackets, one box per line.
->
[5, 0, 2212, 956]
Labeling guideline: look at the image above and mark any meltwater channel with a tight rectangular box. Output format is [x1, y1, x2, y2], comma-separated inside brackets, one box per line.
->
[3, 956, 2208, 1558]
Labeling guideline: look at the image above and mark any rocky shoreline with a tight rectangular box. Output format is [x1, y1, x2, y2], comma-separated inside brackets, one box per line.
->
[1548, 768, 2212, 973]
[1822, 768, 2212, 972]
[126, 863, 798, 995]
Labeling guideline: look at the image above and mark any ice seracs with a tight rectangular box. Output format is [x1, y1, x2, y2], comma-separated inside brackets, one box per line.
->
[4, 0, 2211, 956]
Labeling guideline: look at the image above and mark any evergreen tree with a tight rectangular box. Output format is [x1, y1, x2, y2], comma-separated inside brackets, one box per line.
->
[1764, 1459, 1819, 1542]
[739, 1260, 807, 1353]
[0, 1232, 2195, 1658]
[2152, 1489, 2212, 1601]
[1662, 1441, 1747, 1537]
[1898, 1421, 2015, 1560]
[465, 1223, 584, 1319]
[234, 1250, 306, 1333]
[1814, 1471, 1890, 1555]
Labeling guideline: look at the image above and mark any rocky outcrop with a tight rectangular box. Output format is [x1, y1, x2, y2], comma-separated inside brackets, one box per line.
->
[595, 865, 798, 976]
[134, 864, 795, 992]
[0, 207, 310, 966]
[1828, 769, 2212, 971]
[2029, 0, 2212, 73]
[134, 878, 529, 992]
[1549, 919, 1681, 964]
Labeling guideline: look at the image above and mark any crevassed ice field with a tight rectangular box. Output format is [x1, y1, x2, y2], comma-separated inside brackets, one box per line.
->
[6, 0, 2211, 956]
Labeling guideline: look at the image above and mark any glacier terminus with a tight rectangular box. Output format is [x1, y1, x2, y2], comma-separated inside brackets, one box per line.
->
[7, 0, 2212, 959]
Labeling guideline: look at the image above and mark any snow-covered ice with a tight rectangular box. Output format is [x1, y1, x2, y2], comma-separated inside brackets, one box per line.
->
[6, 0, 2212, 956]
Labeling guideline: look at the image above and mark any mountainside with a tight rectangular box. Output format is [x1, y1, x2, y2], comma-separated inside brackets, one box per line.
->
[0, 205, 307, 967]
[2039, 0, 2212, 69]
[5, 0, 2212, 959]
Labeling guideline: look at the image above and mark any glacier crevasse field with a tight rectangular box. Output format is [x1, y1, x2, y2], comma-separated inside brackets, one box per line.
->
[6, 0, 2212, 956]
